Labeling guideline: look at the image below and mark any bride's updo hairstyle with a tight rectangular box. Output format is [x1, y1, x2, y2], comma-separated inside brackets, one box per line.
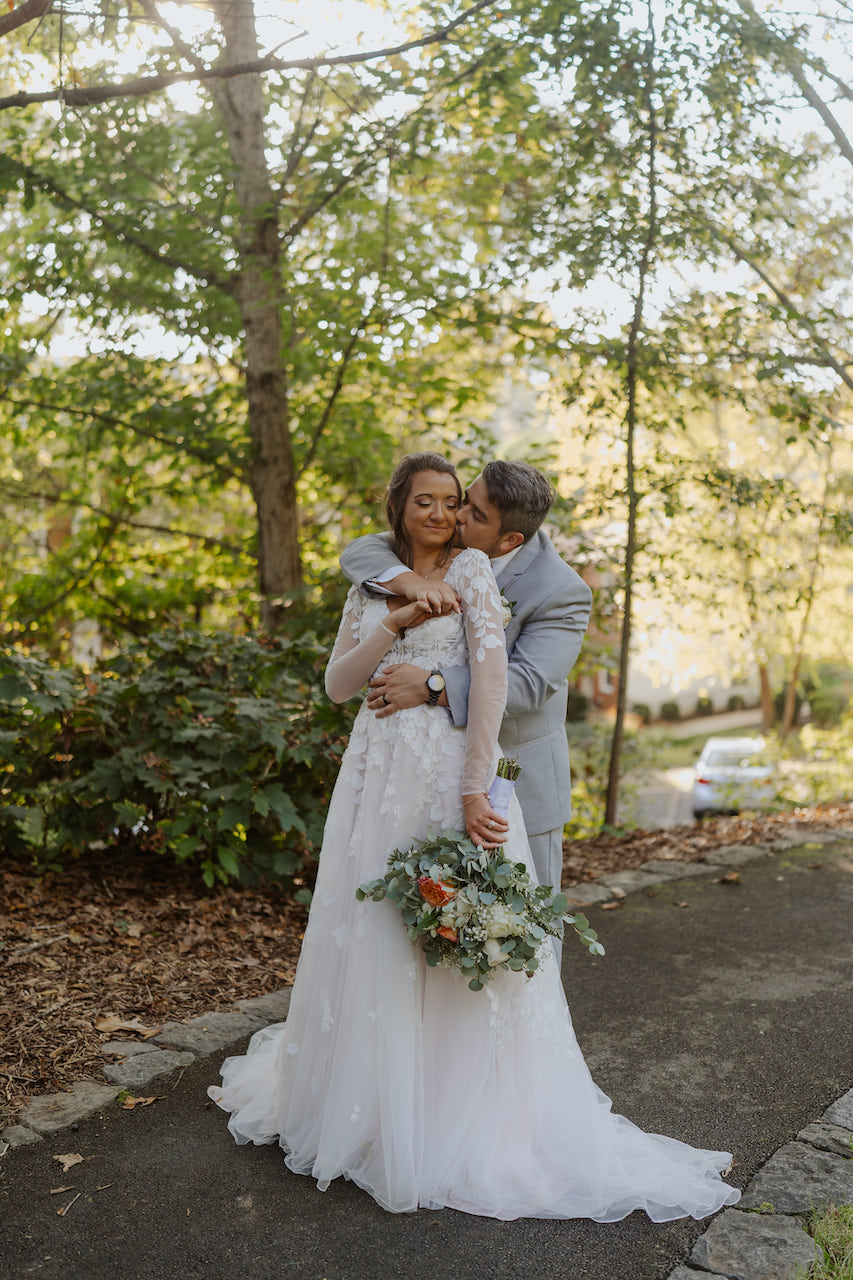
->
[385, 451, 461, 568]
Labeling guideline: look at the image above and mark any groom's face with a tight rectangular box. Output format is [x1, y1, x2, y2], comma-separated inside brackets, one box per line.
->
[456, 475, 524, 559]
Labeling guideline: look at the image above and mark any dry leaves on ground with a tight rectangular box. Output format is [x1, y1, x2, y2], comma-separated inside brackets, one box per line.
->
[1, 849, 307, 1126]
[2, 800, 851, 1128]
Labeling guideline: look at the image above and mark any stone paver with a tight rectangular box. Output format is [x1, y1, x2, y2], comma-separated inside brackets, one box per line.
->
[823, 1086, 853, 1130]
[151, 1009, 266, 1055]
[797, 1121, 853, 1158]
[700, 844, 768, 867]
[0, 1124, 44, 1150]
[563, 882, 612, 905]
[640, 858, 723, 880]
[688, 1208, 818, 1280]
[100, 1039, 162, 1058]
[16, 1080, 120, 1134]
[667, 1269, 730, 1280]
[739, 1140, 853, 1214]
[234, 990, 292, 1022]
[102, 1048, 196, 1088]
[597, 868, 663, 894]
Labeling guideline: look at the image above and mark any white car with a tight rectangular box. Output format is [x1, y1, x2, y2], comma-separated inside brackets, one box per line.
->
[692, 737, 776, 819]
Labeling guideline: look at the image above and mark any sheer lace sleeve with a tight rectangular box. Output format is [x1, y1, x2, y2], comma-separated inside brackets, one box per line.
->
[324, 587, 397, 704]
[454, 550, 508, 796]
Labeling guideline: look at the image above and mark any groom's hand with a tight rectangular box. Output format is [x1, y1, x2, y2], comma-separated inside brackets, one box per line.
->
[367, 664, 443, 717]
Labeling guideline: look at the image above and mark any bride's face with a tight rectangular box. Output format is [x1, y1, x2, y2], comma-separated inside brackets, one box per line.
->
[402, 470, 460, 553]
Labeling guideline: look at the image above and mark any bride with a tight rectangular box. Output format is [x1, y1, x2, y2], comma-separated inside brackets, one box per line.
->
[209, 451, 740, 1222]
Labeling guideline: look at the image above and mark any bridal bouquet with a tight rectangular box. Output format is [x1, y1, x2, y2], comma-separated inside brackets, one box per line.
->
[356, 758, 604, 991]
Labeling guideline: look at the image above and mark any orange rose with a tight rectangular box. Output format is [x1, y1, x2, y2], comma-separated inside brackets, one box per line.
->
[417, 875, 456, 907]
[436, 925, 458, 942]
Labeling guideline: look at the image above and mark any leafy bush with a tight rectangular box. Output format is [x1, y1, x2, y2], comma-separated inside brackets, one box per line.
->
[726, 695, 746, 712]
[564, 724, 642, 837]
[779, 712, 853, 807]
[694, 695, 714, 716]
[0, 606, 354, 888]
[660, 701, 681, 722]
[808, 683, 851, 728]
[631, 703, 652, 725]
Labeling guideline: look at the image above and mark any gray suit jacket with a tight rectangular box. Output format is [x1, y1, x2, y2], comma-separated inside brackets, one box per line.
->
[339, 530, 592, 836]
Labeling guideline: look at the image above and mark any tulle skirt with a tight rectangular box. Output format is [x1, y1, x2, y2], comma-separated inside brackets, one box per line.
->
[209, 703, 740, 1221]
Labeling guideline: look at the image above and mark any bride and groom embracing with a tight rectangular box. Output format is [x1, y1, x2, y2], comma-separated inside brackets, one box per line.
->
[209, 452, 740, 1223]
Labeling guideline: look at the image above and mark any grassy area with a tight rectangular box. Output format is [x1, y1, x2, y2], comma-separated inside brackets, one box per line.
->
[803, 1203, 853, 1280]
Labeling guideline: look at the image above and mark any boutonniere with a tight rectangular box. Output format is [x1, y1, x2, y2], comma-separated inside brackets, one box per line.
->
[499, 595, 516, 629]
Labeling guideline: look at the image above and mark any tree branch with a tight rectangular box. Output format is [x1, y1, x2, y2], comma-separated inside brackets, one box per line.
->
[719, 235, 853, 394]
[6, 397, 244, 482]
[0, 0, 500, 112]
[0, 0, 52, 40]
[734, 0, 853, 167]
[8, 158, 234, 292]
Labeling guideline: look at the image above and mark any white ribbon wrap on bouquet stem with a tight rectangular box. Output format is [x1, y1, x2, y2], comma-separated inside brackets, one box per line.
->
[487, 775, 515, 821]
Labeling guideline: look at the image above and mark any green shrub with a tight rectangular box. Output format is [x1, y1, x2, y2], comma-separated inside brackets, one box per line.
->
[631, 703, 652, 725]
[727, 694, 746, 712]
[695, 696, 714, 717]
[809, 684, 851, 728]
[0, 606, 353, 888]
[564, 724, 642, 837]
[660, 700, 681, 722]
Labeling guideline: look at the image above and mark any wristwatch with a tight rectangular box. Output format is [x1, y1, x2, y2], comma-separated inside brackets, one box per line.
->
[426, 669, 446, 707]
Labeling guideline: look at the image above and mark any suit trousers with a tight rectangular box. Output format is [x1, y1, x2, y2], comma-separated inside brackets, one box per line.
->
[527, 826, 565, 970]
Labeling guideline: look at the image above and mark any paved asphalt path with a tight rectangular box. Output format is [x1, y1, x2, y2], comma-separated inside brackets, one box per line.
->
[2, 841, 852, 1280]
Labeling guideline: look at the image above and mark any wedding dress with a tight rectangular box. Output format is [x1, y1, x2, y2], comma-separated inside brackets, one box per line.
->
[209, 548, 740, 1222]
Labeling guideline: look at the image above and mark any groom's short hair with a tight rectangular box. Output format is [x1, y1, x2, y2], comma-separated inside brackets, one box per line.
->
[481, 461, 555, 543]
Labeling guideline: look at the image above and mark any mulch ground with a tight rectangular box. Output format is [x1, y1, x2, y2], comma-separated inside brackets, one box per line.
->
[3, 800, 852, 1129]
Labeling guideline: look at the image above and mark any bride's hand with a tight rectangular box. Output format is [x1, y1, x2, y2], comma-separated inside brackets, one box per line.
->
[408, 580, 460, 616]
[462, 793, 509, 850]
[385, 600, 434, 632]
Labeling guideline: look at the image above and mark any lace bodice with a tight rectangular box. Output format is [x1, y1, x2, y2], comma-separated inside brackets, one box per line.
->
[325, 548, 508, 795]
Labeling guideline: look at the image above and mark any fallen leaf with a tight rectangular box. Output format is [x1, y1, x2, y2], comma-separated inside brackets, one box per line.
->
[95, 1015, 161, 1039]
[120, 1095, 163, 1110]
[53, 1153, 83, 1173]
[610, 887, 627, 900]
[717, 870, 741, 884]
[601, 901, 622, 911]
[675, 901, 690, 909]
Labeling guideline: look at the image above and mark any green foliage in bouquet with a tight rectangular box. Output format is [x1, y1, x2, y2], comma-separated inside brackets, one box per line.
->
[0, 617, 352, 888]
[357, 829, 604, 992]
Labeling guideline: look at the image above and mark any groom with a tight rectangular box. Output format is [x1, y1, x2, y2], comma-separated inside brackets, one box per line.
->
[339, 460, 592, 905]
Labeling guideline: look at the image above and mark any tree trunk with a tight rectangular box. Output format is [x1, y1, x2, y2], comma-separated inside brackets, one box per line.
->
[604, 4, 658, 827]
[218, 2, 302, 629]
[780, 660, 801, 738]
[759, 662, 774, 733]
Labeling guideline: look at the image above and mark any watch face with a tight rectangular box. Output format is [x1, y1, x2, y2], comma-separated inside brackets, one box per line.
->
[427, 673, 445, 692]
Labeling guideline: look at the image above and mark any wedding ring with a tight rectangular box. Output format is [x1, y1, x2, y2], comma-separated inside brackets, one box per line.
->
[382, 694, 389, 706]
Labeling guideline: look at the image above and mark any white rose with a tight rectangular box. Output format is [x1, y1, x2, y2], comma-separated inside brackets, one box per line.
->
[483, 938, 505, 966]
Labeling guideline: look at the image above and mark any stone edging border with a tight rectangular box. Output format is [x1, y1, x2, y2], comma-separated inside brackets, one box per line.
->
[3, 829, 852, 1280]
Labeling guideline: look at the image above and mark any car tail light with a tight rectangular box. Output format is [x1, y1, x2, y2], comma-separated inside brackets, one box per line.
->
[695, 776, 712, 785]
